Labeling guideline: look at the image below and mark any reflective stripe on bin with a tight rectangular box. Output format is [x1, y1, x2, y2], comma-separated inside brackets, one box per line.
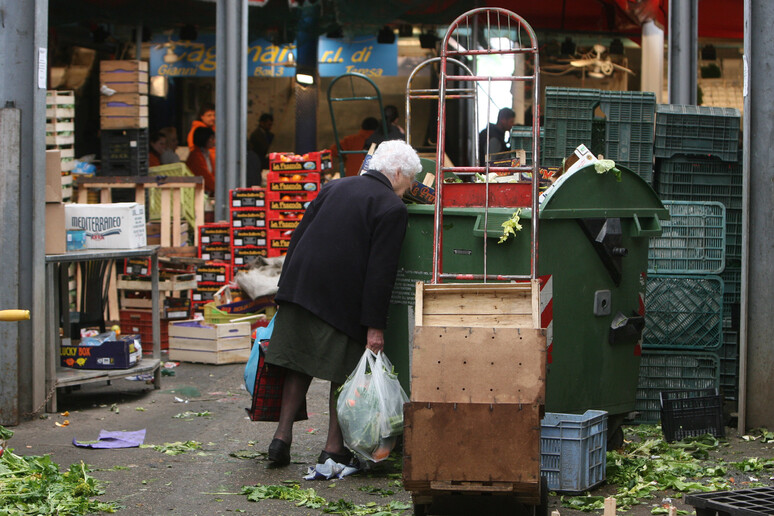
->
[539, 275, 554, 364]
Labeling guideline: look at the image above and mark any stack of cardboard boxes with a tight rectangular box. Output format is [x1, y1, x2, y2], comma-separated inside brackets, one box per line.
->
[45, 150, 67, 255]
[99, 60, 149, 176]
[45, 90, 75, 201]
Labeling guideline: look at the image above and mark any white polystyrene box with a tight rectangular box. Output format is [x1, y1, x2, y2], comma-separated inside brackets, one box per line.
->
[65, 203, 147, 249]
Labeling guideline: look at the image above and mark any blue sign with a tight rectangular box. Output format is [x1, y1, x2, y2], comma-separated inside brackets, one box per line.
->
[317, 35, 397, 77]
[150, 34, 296, 78]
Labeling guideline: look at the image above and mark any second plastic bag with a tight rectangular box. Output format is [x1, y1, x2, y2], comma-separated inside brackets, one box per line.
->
[336, 349, 409, 462]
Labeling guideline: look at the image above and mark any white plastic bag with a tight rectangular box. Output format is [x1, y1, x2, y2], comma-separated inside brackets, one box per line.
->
[336, 349, 409, 462]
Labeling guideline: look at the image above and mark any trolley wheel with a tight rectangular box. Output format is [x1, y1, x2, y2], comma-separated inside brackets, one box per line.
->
[533, 476, 548, 516]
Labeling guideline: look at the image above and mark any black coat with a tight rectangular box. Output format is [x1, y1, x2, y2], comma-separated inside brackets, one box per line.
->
[274, 170, 408, 343]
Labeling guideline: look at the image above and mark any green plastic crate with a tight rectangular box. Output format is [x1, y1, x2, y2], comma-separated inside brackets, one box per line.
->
[509, 125, 543, 164]
[721, 267, 741, 331]
[656, 155, 743, 209]
[635, 351, 719, 424]
[648, 201, 726, 274]
[543, 87, 601, 164]
[643, 274, 724, 350]
[725, 208, 742, 266]
[654, 104, 740, 162]
[719, 330, 739, 401]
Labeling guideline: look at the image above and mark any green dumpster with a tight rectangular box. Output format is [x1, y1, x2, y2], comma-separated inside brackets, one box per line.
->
[385, 163, 669, 441]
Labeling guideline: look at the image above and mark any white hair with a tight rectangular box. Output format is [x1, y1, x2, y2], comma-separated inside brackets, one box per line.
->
[368, 140, 422, 180]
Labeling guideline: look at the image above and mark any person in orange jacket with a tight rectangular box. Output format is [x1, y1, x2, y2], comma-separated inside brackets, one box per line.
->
[186, 126, 216, 194]
[329, 117, 379, 177]
[187, 102, 216, 165]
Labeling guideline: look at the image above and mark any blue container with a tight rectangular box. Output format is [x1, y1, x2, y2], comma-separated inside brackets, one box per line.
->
[66, 229, 87, 251]
[540, 410, 607, 492]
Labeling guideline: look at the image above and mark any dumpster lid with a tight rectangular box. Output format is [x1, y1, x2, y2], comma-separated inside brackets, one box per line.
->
[538, 163, 668, 220]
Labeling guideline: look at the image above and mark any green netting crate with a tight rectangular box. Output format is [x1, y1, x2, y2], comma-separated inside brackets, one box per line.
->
[543, 87, 601, 165]
[600, 91, 656, 183]
[509, 125, 543, 164]
[648, 201, 726, 274]
[721, 267, 741, 331]
[634, 351, 719, 424]
[656, 155, 743, 209]
[643, 274, 724, 350]
[719, 330, 739, 401]
[725, 208, 742, 266]
[654, 104, 740, 162]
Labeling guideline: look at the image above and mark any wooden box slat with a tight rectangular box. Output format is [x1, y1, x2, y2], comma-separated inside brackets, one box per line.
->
[403, 402, 541, 488]
[411, 326, 546, 404]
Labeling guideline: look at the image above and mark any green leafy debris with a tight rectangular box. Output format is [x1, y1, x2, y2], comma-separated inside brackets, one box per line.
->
[0, 434, 120, 515]
[240, 483, 411, 515]
[172, 410, 212, 420]
[498, 209, 523, 244]
[140, 440, 202, 455]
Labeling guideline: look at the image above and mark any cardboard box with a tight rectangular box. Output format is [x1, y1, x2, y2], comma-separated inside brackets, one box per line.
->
[65, 203, 147, 249]
[168, 319, 252, 364]
[61, 335, 142, 370]
[230, 188, 265, 208]
[45, 203, 67, 255]
[45, 150, 63, 203]
[230, 208, 266, 228]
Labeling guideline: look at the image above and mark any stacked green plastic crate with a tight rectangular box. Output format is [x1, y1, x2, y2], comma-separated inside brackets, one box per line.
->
[543, 87, 656, 183]
[653, 105, 742, 401]
[636, 201, 726, 423]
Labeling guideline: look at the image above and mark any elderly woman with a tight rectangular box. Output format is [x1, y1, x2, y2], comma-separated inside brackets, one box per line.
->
[265, 139, 421, 467]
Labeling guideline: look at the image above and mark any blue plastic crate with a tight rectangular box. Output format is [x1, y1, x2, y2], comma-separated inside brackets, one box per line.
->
[654, 104, 740, 162]
[635, 351, 720, 424]
[540, 410, 607, 493]
[656, 155, 743, 210]
[644, 274, 724, 350]
[648, 201, 726, 274]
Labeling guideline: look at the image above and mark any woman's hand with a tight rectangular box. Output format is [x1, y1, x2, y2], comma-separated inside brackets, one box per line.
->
[366, 327, 384, 354]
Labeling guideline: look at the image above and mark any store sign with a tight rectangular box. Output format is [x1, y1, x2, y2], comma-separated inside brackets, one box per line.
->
[150, 34, 296, 78]
[317, 35, 397, 77]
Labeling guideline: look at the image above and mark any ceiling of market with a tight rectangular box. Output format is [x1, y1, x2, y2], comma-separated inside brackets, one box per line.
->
[48, 0, 743, 46]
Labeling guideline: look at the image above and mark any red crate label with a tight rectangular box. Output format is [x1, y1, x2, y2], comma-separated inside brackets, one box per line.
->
[268, 218, 302, 230]
[231, 227, 267, 247]
[232, 247, 268, 265]
[195, 262, 231, 283]
[230, 188, 265, 208]
[230, 208, 266, 228]
[199, 224, 230, 244]
[199, 243, 230, 262]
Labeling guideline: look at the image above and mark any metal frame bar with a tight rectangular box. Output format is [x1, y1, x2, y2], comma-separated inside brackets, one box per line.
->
[432, 7, 541, 284]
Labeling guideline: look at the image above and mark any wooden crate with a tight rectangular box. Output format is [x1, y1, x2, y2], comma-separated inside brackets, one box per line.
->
[100, 116, 149, 130]
[100, 60, 148, 73]
[100, 93, 148, 107]
[411, 326, 546, 404]
[403, 402, 542, 501]
[415, 281, 540, 329]
[168, 319, 252, 364]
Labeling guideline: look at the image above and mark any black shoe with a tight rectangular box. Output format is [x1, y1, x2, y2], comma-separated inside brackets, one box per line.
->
[268, 438, 291, 466]
[317, 448, 359, 468]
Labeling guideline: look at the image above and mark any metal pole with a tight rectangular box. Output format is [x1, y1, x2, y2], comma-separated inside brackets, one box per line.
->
[739, 0, 774, 432]
[295, 3, 320, 154]
[215, 0, 248, 221]
[0, 0, 48, 422]
[667, 0, 698, 105]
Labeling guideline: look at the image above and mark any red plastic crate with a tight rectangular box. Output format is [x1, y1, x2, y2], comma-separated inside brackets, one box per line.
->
[231, 227, 267, 248]
[266, 211, 303, 231]
[124, 257, 151, 276]
[199, 242, 231, 262]
[195, 262, 232, 283]
[199, 223, 230, 245]
[267, 172, 320, 190]
[230, 187, 265, 208]
[192, 283, 227, 303]
[230, 207, 266, 228]
[268, 151, 331, 173]
[118, 309, 170, 352]
[266, 191, 317, 212]
[232, 247, 268, 273]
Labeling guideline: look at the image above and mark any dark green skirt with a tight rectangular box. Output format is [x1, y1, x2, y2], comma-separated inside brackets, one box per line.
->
[264, 302, 364, 384]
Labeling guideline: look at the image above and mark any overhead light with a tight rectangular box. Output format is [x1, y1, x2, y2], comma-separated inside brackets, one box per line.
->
[702, 44, 717, 60]
[561, 36, 576, 56]
[377, 26, 395, 44]
[296, 73, 314, 85]
[609, 38, 624, 55]
[163, 46, 179, 63]
[419, 31, 439, 49]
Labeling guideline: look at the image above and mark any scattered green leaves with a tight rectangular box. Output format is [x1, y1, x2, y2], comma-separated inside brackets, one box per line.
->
[240, 483, 411, 515]
[140, 440, 202, 455]
[0, 439, 120, 515]
[229, 449, 266, 460]
[359, 485, 395, 497]
[173, 410, 212, 420]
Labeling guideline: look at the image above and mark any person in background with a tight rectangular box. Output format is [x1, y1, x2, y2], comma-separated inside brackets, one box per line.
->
[329, 117, 379, 177]
[478, 107, 516, 166]
[186, 126, 215, 195]
[148, 131, 166, 168]
[158, 126, 182, 164]
[364, 105, 405, 150]
[264, 140, 422, 468]
[249, 113, 274, 170]
[187, 102, 216, 165]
